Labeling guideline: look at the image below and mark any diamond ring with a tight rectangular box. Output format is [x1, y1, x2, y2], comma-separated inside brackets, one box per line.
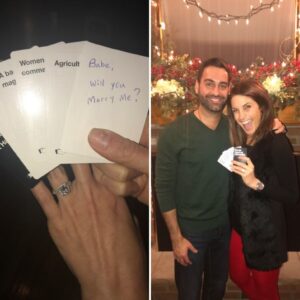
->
[53, 181, 72, 197]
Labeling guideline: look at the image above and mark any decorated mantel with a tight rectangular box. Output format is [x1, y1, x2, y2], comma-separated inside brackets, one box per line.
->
[151, 52, 300, 125]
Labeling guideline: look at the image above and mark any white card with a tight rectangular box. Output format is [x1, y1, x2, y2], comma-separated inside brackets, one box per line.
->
[44, 41, 100, 163]
[217, 147, 234, 171]
[10, 45, 50, 159]
[0, 59, 56, 179]
[61, 41, 149, 160]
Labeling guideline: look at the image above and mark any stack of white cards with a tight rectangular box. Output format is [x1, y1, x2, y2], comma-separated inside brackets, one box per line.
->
[0, 41, 148, 179]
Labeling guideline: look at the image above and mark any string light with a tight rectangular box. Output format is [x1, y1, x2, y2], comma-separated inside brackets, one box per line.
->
[184, 0, 282, 24]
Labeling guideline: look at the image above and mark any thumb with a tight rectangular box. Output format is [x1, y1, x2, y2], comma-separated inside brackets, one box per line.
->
[88, 128, 148, 174]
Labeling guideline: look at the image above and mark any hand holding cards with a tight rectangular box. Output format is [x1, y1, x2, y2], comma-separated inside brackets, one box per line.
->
[0, 41, 148, 180]
[218, 146, 247, 171]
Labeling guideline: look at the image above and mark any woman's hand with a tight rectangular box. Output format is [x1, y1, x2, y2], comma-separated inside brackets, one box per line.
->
[31, 164, 147, 300]
[231, 156, 258, 190]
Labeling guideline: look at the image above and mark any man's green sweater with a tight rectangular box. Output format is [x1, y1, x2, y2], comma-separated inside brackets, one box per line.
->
[155, 112, 231, 234]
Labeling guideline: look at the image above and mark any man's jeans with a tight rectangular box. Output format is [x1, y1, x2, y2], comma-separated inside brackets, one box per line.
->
[175, 223, 230, 300]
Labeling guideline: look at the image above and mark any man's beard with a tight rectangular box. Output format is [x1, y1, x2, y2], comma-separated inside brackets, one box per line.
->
[197, 94, 227, 113]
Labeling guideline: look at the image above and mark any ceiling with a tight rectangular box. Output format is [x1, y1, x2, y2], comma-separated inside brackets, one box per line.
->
[156, 0, 297, 69]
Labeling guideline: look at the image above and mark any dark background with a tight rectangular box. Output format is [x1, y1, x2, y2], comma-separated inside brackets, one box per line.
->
[0, 1, 149, 299]
[0, 0, 148, 59]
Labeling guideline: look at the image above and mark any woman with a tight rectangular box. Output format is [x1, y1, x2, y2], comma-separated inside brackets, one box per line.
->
[227, 79, 299, 300]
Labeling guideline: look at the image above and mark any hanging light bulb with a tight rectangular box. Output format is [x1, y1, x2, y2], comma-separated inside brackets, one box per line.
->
[208, 16, 211, 22]
[235, 19, 238, 25]
[217, 19, 221, 25]
[198, 10, 203, 18]
[270, 6, 274, 12]
[246, 19, 249, 25]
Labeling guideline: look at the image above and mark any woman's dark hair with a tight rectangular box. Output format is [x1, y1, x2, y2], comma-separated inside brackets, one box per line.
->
[227, 79, 274, 146]
[197, 57, 232, 82]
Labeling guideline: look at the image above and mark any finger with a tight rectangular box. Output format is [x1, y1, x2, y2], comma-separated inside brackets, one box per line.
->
[231, 166, 244, 177]
[182, 254, 192, 265]
[243, 157, 254, 168]
[92, 165, 140, 196]
[71, 164, 93, 184]
[47, 166, 71, 201]
[176, 257, 188, 266]
[232, 160, 247, 167]
[88, 129, 148, 174]
[189, 245, 198, 254]
[94, 163, 141, 181]
[47, 166, 69, 189]
[31, 181, 60, 221]
[179, 260, 188, 267]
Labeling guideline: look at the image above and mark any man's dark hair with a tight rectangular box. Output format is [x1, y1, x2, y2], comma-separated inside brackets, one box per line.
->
[197, 57, 231, 82]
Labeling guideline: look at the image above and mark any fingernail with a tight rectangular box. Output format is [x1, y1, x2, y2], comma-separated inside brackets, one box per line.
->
[88, 128, 110, 149]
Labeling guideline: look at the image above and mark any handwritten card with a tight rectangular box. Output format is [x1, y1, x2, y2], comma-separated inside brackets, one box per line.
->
[61, 41, 148, 160]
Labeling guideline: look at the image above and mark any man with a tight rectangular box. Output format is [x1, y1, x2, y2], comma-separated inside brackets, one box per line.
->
[155, 57, 232, 300]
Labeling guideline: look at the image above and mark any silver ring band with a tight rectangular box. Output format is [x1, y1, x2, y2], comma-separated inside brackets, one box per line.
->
[53, 181, 72, 197]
